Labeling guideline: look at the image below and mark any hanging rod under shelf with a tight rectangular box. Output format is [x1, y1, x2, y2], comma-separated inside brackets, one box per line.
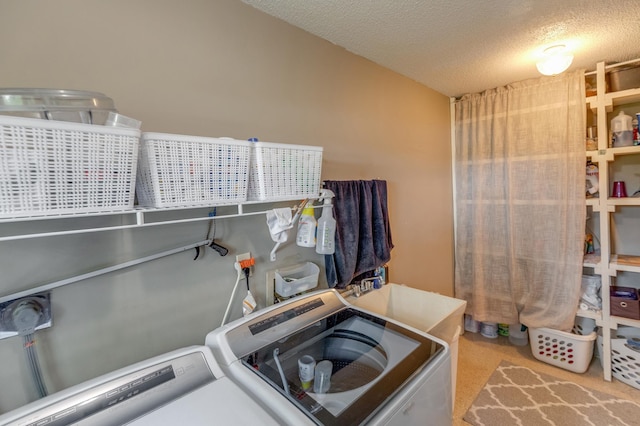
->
[0, 239, 212, 305]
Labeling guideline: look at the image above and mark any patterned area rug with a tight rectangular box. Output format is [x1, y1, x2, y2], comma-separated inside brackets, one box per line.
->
[464, 361, 640, 426]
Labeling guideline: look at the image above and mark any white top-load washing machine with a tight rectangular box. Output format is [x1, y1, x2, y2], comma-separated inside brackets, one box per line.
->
[205, 289, 452, 425]
[0, 346, 279, 426]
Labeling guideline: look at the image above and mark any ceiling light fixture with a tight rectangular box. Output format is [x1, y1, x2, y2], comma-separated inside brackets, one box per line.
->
[536, 44, 574, 76]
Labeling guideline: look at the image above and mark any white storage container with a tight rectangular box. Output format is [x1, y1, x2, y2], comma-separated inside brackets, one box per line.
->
[596, 327, 640, 390]
[348, 283, 466, 408]
[0, 88, 116, 125]
[0, 115, 139, 217]
[529, 327, 596, 373]
[275, 262, 320, 297]
[611, 111, 634, 147]
[247, 141, 322, 201]
[508, 323, 529, 346]
[136, 133, 251, 208]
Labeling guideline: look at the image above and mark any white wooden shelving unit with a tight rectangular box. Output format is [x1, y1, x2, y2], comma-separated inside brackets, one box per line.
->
[581, 59, 640, 382]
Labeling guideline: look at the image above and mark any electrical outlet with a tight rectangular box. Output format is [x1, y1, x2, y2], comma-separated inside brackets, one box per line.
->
[235, 252, 253, 277]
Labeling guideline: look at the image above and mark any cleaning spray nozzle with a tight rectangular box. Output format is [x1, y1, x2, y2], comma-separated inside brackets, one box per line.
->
[319, 189, 335, 205]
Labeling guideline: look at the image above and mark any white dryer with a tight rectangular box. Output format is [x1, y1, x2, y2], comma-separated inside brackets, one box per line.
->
[0, 346, 279, 426]
[205, 289, 452, 425]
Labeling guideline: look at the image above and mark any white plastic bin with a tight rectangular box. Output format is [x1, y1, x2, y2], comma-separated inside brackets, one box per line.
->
[0, 115, 139, 217]
[274, 262, 319, 297]
[348, 283, 466, 407]
[246, 141, 323, 201]
[135, 133, 251, 208]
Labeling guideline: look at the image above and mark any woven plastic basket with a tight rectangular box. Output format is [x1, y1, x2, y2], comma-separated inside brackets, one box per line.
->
[529, 327, 596, 373]
[136, 133, 251, 208]
[0, 115, 139, 217]
[597, 327, 640, 390]
[247, 141, 322, 201]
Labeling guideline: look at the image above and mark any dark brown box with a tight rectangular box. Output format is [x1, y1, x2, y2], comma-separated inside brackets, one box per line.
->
[610, 286, 640, 320]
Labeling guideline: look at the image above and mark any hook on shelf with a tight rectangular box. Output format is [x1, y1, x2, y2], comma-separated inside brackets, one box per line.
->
[270, 198, 309, 262]
[209, 240, 229, 256]
[269, 190, 335, 261]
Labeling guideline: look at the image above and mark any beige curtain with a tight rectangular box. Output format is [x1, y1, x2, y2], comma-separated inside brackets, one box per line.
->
[454, 71, 586, 331]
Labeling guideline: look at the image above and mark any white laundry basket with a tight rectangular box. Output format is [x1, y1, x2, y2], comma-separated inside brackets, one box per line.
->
[529, 327, 597, 373]
[596, 327, 640, 390]
[348, 283, 466, 408]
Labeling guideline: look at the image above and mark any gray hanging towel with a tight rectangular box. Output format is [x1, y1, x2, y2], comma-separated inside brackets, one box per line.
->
[323, 180, 393, 288]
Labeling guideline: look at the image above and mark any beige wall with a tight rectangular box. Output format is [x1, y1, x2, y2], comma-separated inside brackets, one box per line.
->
[0, 0, 452, 412]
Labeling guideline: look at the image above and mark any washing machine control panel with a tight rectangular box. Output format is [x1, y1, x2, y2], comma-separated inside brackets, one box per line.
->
[249, 297, 325, 335]
[226, 290, 346, 357]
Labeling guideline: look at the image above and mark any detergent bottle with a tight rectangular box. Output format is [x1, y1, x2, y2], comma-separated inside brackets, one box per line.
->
[586, 162, 599, 196]
[296, 205, 317, 247]
[316, 195, 336, 255]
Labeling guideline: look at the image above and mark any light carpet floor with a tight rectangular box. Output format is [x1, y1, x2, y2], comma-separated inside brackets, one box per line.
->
[454, 332, 640, 425]
[463, 360, 640, 425]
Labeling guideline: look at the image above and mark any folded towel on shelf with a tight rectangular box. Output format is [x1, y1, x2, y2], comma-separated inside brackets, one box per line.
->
[323, 180, 394, 288]
[266, 208, 294, 242]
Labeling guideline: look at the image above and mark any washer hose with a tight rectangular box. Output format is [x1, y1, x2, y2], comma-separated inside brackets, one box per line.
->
[12, 299, 49, 399]
[23, 334, 48, 398]
[273, 348, 290, 396]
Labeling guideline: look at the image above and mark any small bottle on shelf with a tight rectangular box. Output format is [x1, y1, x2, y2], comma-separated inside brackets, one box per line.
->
[315, 198, 336, 255]
[612, 111, 633, 147]
[586, 126, 598, 151]
[296, 205, 317, 248]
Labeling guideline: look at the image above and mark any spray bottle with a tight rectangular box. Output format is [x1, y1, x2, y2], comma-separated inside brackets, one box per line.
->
[316, 190, 336, 255]
[296, 204, 317, 247]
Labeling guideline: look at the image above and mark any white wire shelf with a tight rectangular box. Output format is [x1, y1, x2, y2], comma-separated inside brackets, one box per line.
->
[0, 198, 309, 242]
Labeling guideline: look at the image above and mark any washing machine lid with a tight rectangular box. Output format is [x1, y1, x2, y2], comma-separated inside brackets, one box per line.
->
[225, 291, 445, 425]
[0, 346, 278, 426]
[128, 376, 279, 426]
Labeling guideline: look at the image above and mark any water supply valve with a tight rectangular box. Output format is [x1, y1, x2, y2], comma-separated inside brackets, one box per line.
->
[0, 292, 52, 339]
[12, 300, 44, 335]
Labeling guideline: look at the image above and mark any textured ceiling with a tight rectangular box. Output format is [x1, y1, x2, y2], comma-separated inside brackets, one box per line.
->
[242, 0, 640, 97]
